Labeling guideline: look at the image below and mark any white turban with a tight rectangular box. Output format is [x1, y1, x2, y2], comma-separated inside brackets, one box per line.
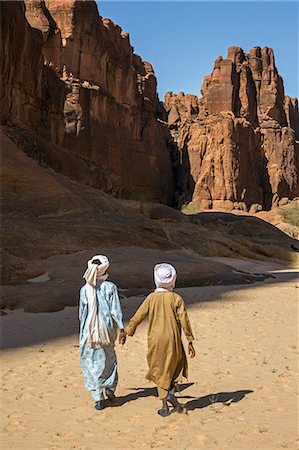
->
[83, 255, 110, 286]
[82, 255, 110, 347]
[154, 263, 177, 291]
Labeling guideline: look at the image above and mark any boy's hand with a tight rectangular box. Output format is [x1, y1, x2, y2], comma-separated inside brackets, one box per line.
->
[188, 342, 196, 358]
[119, 330, 126, 345]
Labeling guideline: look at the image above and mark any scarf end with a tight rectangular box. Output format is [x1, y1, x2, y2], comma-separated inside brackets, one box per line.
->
[88, 336, 111, 348]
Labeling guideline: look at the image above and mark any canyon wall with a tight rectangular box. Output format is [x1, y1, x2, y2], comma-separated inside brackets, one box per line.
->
[1, 0, 173, 203]
[1, 3, 298, 212]
[165, 46, 299, 211]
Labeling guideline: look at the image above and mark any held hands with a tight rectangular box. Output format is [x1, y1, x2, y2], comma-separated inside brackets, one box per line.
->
[119, 330, 127, 346]
[188, 342, 196, 358]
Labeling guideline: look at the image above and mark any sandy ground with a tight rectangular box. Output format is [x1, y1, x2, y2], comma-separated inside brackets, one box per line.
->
[1, 259, 298, 450]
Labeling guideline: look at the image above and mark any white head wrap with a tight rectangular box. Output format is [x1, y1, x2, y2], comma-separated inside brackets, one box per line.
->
[83, 255, 110, 347]
[154, 263, 177, 292]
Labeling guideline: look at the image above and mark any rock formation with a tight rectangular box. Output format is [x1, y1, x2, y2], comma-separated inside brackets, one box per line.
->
[1, 0, 173, 203]
[165, 46, 299, 211]
[1, 3, 298, 211]
[1, 5, 299, 303]
[2, 128, 297, 293]
[0, 1, 65, 143]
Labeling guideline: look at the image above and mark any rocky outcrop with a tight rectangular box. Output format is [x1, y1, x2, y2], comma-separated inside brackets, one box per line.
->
[0, 1, 65, 143]
[165, 46, 299, 210]
[2, 129, 297, 292]
[1, 3, 297, 212]
[1, 0, 173, 203]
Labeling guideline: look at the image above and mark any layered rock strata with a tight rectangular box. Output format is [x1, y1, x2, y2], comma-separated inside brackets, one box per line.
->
[165, 46, 299, 211]
[2, 129, 297, 291]
[1, 0, 173, 203]
[1, 3, 298, 211]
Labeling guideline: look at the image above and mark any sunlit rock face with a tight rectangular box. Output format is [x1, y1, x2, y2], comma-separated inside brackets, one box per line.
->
[1, 2, 298, 212]
[1, 0, 174, 203]
[164, 46, 299, 211]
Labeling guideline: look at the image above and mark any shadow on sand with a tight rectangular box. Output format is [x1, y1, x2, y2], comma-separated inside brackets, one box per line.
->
[105, 383, 253, 411]
[184, 389, 253, 411]
[1, 268, 298, 351]
[107, 383, 194, 408]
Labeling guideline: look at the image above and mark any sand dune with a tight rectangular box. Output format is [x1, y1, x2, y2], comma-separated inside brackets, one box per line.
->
[1, 261, 298, 449]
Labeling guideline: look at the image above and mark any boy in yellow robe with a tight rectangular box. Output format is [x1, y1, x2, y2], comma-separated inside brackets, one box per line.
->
[126, 263, 195, 416]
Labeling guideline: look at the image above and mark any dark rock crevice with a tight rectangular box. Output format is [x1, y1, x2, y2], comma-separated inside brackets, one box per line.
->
[163, 46, 299, 212]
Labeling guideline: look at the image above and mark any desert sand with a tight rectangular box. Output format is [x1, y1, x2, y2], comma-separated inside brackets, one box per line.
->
[1, 259, 298, 450]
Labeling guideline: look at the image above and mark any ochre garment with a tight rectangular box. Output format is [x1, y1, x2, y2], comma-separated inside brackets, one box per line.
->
[126, 291, 194, 392]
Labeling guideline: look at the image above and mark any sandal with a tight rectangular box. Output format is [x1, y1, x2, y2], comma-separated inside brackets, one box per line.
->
[166, 393, 184, 413]
[157, 399, 170, 417]
[106, 388, 116, 401]
[95, 401, 105, 410]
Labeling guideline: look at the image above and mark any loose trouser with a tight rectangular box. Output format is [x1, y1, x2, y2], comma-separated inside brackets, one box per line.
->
[157, 387, 169, 400]
[157, 369, 183, 399]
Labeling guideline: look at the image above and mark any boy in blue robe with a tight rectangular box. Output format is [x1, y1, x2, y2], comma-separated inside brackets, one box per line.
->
[79, 255, 126, 410]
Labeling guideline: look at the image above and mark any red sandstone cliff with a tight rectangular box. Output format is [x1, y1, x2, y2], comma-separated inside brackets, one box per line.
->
[1, 4, 299, 291]
[1, 4, 298, 212]
[165, 46, 299, 211]
[1, 0, 173, 203]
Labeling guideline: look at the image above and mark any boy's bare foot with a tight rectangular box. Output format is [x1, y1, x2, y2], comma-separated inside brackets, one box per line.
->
[106, 388, 116, 401]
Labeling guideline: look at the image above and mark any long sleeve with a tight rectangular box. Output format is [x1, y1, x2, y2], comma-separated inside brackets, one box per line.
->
[176, 297, 194, 343]
[110, 284, 124, 330]
[126, 296, 150, 336]
[79, 286, 87, 321]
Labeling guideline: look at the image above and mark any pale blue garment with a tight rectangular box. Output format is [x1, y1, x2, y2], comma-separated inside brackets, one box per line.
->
[79, 280, 124, 402]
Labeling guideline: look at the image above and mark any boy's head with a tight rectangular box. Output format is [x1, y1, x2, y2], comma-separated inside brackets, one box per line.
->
[154, 263, 177, 290]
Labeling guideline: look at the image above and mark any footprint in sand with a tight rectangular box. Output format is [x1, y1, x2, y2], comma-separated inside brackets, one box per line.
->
[116, 429, 132, 435]
[129, 440, 145, 448]
[81, 415, 103, 425]
[82, 431, 95, 438]
[194, 434, 209, 445]
[235, 415, 246, 422]
[55, 431, 73, 438]
[3, 419, 26, 433]
[128, 414, 142, 421]
[273, 406, 286, 413]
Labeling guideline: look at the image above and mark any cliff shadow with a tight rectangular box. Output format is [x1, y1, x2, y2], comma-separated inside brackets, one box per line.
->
[261, 152, 273, 211]
[1, 211, 298, 350]
[1, 265, 298, 350]
[167, 133, 195, 208]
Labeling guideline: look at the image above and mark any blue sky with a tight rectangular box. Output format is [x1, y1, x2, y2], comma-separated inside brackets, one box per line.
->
[97, 1, 298, 100]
